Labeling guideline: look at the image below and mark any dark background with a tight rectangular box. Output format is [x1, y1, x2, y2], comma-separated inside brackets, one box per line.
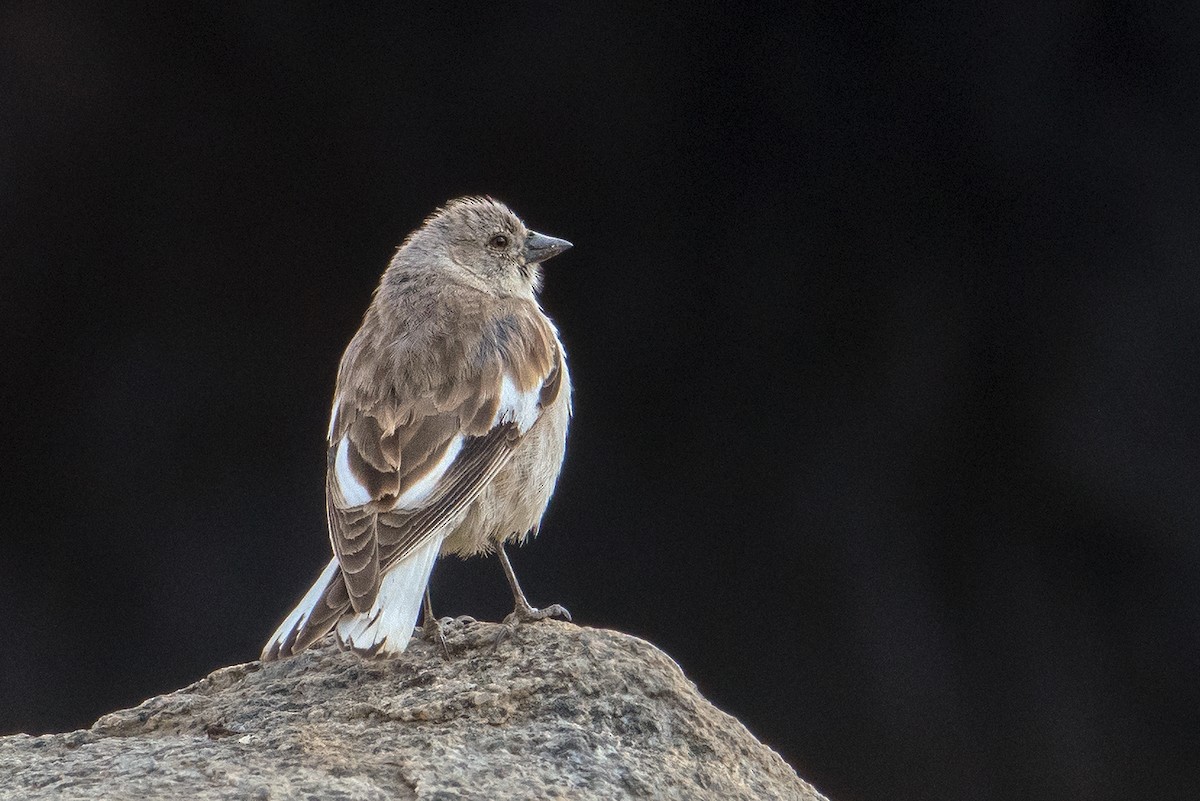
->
[2, 3, 1198, 800]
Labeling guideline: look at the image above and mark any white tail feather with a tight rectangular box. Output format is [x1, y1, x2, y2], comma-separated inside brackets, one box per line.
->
[336, 536, 443, 655]
[262, 557, 340, 660]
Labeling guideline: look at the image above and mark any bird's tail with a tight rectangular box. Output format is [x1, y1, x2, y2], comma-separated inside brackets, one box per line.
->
[261, 557, 348, 661]
[261, 537, 444, 661]
[335, 536, 442, 657]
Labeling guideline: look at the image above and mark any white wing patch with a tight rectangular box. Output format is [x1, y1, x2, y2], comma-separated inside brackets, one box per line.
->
[492, 373, 542, 434]
[390, 434, 464, 510]
[333, 436, 374, 507]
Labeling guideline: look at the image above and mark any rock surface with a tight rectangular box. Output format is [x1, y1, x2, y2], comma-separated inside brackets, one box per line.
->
[0, 620, 826, 800]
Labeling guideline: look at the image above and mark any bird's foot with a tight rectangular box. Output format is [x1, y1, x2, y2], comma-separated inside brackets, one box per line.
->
[420, 615, 454, 658]
[419, 615, 477, 658]
[504, 602, 572, 626]
[494, 602, 571, 648]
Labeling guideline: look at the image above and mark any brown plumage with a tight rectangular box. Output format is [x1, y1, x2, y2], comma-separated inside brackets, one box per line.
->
[262, 197, 573, 661]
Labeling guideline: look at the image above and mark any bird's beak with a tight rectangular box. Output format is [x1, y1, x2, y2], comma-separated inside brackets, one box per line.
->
[524, 231, 573, 264]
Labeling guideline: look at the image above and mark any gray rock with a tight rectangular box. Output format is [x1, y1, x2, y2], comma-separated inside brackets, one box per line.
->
[0, 620, 827, 800]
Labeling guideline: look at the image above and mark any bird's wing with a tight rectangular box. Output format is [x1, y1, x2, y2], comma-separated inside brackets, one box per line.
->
[326, 312, 566, 613]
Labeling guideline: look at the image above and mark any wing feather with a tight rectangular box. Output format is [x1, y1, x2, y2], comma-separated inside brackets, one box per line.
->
[325, 302, 564, 614]
[375, 423, 520, 567]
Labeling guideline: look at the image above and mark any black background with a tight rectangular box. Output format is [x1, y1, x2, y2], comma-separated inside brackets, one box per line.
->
[2, 4, 1198, 801]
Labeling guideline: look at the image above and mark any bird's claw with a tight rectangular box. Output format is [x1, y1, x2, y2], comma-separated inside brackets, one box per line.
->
[505, 603, 572, 625]
[493, 603, 572, 649]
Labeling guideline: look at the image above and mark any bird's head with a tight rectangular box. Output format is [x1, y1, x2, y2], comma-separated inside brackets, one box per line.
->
[399, 196, 572, 297]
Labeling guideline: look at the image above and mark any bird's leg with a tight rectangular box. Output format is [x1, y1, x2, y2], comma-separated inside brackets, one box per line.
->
[420, 587, 450, 658]
[497, 541, 571, 629]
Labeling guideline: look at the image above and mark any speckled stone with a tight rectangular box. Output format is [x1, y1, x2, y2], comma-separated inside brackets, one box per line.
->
[0, 620, 826, 801]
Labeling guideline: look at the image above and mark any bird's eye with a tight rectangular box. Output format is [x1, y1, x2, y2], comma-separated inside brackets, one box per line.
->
[488, 234, 509, 249]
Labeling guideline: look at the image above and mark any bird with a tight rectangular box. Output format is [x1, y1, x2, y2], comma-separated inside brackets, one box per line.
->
[262, 196, 573, 661]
